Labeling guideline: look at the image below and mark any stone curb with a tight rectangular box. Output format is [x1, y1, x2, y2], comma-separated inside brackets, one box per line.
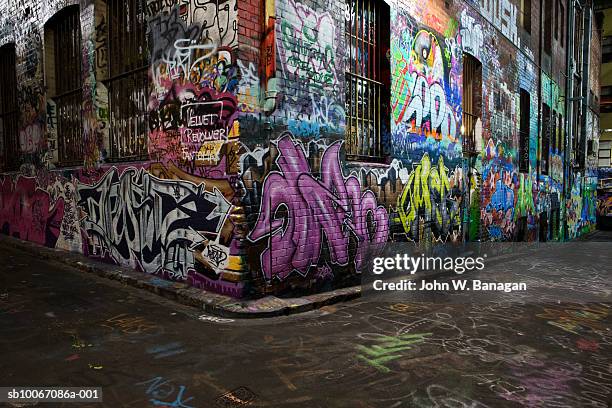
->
[0, 235, 364, 318]
[0, 235, 528, 318]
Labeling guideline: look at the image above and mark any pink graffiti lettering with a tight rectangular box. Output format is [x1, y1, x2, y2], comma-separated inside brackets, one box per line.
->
[0, 176, 65, 247]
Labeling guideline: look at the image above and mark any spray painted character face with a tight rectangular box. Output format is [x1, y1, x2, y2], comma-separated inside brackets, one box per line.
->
[410, 30, 445, 83]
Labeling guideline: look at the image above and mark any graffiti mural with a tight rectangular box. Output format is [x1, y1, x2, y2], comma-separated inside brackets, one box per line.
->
[458, 11, 484, 60]
[395, 153, 463, 242]
[475, 0, 519, 46]
[275, 0, 345, 138]
[390, 9, 462, 163]
[0, 176, 65, 247]
[76, 167, 233, 280]
[567, 173, 598, 239]
[0, 0, 604, 300]
[148, 3, 241, 175]
[481, 156, 518, 240]
[247, 133, 389, 281]
[597, 168, 612, 218]
[279, 0, 338, 93]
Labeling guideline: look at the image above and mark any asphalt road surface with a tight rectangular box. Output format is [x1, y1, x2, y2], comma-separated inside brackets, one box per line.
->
[1, 234, 611, 407]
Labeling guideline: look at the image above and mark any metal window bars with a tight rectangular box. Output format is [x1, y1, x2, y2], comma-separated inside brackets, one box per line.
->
[462, 111, 478, 154]
[0, 44, 19, 171]
[462, 54, 481, 156]
[107, 0, 149, 161]
[52, 6, 84, 166]
[345, 0, 383, 160]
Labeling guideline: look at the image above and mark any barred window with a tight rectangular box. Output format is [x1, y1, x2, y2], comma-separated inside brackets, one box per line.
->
[107, 0, 149, 161]
[0, 44, 19, 171]
[345, 0, 390, 161]
[46, 6, 83, 166]
[462, 53, 482, 156]
[519, 89, 530, 173]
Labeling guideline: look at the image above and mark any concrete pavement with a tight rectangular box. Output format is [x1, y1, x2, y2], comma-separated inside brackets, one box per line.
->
[0, 236, 611, 407]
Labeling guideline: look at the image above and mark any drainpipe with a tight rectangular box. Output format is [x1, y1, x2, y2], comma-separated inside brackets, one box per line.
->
[563, 0, 577, 241]
[537, 0, 544, 239]
[581, 2, 593, 170]
[262, 0, 278, 117]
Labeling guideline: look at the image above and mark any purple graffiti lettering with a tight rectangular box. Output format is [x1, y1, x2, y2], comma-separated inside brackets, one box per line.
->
[248, 133, 389, 281]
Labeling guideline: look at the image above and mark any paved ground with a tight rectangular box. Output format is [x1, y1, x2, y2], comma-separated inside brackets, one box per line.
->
[0, 236, 611, 407]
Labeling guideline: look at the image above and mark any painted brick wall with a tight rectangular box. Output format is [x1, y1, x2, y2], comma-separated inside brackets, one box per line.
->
[0, 0, 250, 298]
[0, 0, 603, 298]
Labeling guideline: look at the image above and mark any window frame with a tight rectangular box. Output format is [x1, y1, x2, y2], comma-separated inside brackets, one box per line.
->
[106, 0, 149, 162]
[45, 5, 84, 167]
[462, 53, 482, 156]
[544, 0, 553, 54]
[521, 0, 532, 33]
[345, 0, 390, 162]
[0, 43, 20, 171]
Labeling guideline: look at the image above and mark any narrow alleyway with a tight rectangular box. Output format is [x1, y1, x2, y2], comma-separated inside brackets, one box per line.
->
[1, 236, 611, 408]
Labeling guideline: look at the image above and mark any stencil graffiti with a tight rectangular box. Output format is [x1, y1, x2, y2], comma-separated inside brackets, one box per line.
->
[19, 123, 44, 154]
[248, 133, 389, 281]
[147, 2, 241, 172]
[76, 167, 232, 280]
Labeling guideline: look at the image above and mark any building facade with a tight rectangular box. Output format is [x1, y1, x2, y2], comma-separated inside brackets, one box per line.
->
[597, 6, 611, 228]
[0, 0, 603, 298]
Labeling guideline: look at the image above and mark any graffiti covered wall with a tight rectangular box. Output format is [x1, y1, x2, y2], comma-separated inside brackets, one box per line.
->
[0, 0, 251, 297]
[0, 0, 602, 298]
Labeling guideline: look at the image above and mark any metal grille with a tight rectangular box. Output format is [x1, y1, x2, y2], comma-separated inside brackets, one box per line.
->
[51, 6, 83, 166]
[107, 0, 149, 161]
[0, 44, 19, 171]
[519, 89, 530, 172]
[345, 0, 384, 160]
[462, 54, 481, 155]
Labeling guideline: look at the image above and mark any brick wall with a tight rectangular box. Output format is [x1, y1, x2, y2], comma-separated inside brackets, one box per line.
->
[0, 0, 603, 298]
